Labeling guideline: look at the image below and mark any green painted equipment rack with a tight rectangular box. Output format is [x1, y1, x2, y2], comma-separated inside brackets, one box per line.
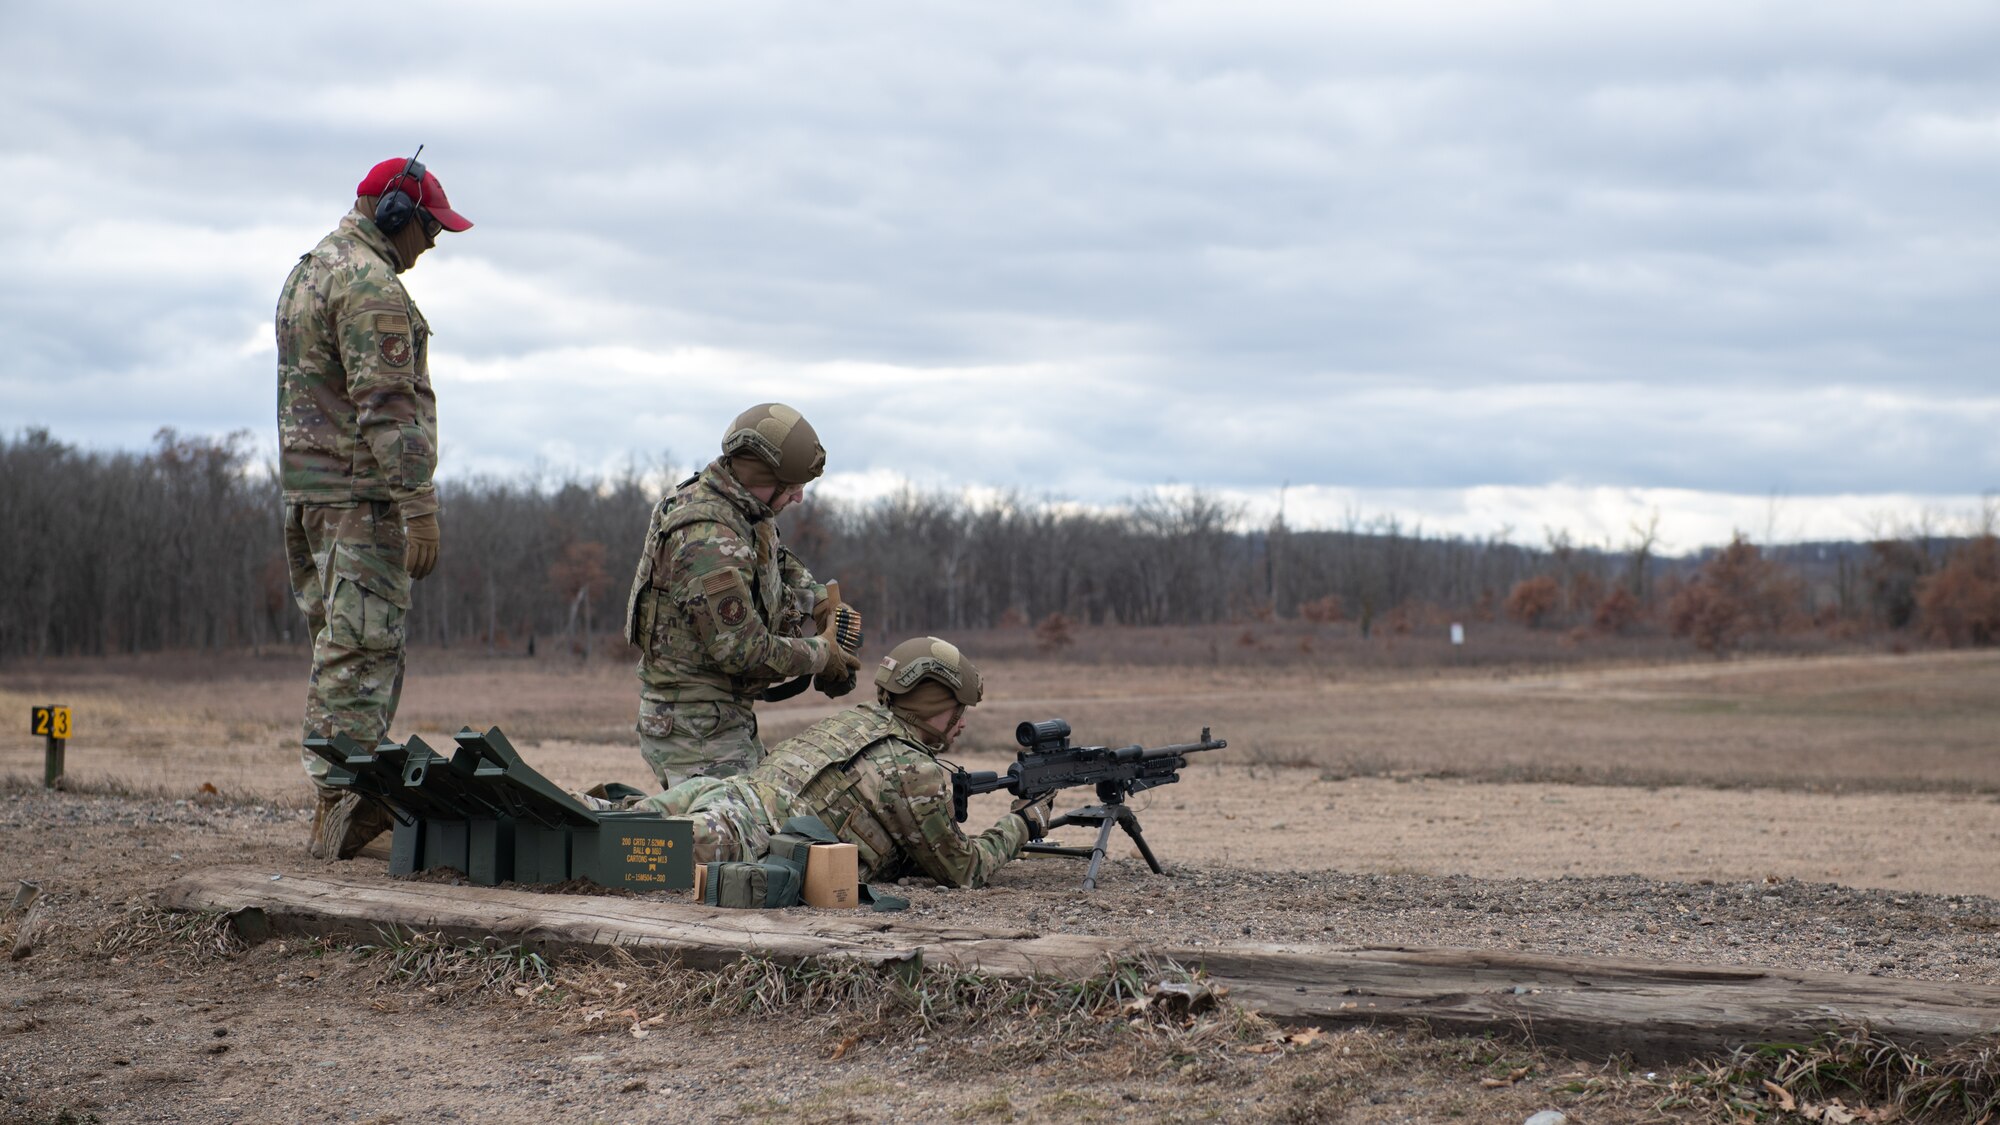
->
[305, 726, 692, 891]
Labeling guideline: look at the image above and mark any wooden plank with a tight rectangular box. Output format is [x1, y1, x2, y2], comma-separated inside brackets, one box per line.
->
[1202, 945, 2000, 1059]
[158, 866, 1127, 976]
[161, 867, 2000, 1060]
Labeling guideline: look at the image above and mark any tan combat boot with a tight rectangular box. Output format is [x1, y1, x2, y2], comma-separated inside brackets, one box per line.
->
[311, 792, 394, 860]
[307, 790, 346, 859]
[335, 796, 394, 859]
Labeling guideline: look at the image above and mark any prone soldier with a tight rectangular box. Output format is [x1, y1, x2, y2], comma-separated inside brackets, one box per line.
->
[276, 150, 471, 858]
[623, 404, 863, 788]
[639, 636, 1054, 888]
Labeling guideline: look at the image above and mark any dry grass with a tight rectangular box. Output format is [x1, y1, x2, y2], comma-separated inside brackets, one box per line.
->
[1599, 1026, 2000, 1122]
[71, 902, 2000, 1123]
[117, 912, 1280, 1077]
[959, 618, 1878, 670]
[5, 642, 1999, 803]
[548, 946, 1274, 1078]
[340, 934, 2000, 1120]
[9, 645, 2000, 895]
[552, 925, 2000, 1121]
[95, 906, 249, 964]
[354, 924, 555, 997]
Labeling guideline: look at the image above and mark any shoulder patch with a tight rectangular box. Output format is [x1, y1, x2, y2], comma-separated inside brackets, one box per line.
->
[379, 334, 413, 366]
[698, 568, 754, 630]
[373, 312, 411, 334]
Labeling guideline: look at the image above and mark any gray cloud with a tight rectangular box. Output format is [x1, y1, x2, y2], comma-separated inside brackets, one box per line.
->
[3, 0, 1996, 541]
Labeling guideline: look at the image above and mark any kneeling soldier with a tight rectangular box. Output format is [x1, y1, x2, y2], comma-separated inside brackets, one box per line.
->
[640, 636, 1054, 888]
[623, 403, 863, 788]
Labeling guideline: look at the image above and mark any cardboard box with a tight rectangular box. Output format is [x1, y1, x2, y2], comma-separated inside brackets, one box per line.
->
[802, 842, 859, 909]
[692, 862, 707, 902]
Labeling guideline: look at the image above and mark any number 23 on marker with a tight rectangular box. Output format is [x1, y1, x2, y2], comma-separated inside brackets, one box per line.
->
[30, 706, 71, 739]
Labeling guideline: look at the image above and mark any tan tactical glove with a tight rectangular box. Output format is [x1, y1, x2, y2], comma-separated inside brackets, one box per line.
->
[1010, 793, 1057, 841]
[814, 662, 859, 699]
[405, 509, 441, 580]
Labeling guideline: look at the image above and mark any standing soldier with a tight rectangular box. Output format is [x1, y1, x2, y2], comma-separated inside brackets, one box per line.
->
[623, 404, 864, 788]
[276, 150, 471, 858]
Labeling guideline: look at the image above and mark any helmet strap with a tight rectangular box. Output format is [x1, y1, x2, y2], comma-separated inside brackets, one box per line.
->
[936, 704, 967, 749]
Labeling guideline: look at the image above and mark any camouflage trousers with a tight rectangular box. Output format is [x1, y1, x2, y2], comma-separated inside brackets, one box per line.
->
[284, 500, 411, 793]
[640, 776, 786, 864]
[636, 698, 765, 789]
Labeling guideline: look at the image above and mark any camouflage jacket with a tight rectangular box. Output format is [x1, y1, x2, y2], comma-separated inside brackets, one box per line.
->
[275, 209, 439, 517]
[752, 703, 1029, 888]
[624, 459, 832, 704]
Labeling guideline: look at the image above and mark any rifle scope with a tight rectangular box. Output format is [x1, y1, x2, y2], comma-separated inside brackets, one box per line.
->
[1016, 718, 1071, 749]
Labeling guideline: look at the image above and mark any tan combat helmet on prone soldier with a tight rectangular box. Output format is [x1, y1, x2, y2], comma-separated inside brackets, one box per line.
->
[722, 403, 826, 487]
[876, 635, 983, 704]
[875, 636, 984, 749]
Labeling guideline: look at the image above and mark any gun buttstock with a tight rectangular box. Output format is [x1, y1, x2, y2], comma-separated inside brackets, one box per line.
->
[951, 768, 1012, 823]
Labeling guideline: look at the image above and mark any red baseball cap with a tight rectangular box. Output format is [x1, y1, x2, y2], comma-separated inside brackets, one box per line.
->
[356, 156, 473, 232]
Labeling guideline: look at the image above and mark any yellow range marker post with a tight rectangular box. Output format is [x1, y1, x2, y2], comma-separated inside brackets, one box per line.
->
[30, 705, 71, 788]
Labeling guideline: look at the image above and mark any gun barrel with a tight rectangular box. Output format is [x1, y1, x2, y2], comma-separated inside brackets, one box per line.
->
[1140, 735, 1227, 760]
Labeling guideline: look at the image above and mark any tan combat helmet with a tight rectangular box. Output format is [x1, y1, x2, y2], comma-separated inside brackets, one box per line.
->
[875, 636, 984, 706]
[722, 403, 825, 485]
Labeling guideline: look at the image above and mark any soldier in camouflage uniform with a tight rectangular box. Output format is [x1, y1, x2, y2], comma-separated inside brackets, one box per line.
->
[623, 404, 864, 788]
[639, 636, 1055, 889]
[276, 153, 471, 858]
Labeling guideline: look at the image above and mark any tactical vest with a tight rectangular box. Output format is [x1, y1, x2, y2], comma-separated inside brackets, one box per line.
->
[624, 466, 805, 702]
[757, 705, 915, 880]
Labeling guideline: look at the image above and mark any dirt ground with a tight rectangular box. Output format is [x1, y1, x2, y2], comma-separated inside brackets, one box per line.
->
[3, 644, 1999, 1122]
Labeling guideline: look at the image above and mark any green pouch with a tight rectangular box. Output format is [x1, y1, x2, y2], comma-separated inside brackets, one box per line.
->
[761, 814, 839, 879]
[764, 833, 816, 872]
[701, 860, 803, 909]
[765, 814, 910, 912]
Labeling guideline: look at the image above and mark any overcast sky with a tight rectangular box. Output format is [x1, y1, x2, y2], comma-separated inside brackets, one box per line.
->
[3, 1, 1995, 550]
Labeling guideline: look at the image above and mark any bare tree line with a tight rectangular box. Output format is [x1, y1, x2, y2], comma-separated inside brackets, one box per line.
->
[0, 427, 1981, 660]
[0, 428, 282, 657]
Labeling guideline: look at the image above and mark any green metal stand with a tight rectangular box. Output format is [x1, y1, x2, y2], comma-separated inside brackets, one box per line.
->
[307, 726, 692, 890]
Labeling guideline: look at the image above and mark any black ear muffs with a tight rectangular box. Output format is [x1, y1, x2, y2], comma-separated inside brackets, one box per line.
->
[373, 145, 427, 234]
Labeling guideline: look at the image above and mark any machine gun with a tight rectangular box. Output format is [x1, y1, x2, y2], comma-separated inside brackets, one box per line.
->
[950, 719, 1226, 889]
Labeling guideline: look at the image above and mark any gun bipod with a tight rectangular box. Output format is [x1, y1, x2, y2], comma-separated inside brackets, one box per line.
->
[1022, 798, 1163, 890]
